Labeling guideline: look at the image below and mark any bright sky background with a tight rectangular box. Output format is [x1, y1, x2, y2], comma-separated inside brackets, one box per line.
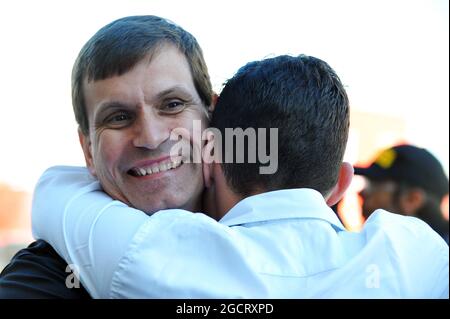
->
[0, 0, 448, 192]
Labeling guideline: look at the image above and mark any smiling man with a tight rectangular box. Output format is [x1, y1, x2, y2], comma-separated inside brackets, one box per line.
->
[0, 15, 213, 298]
[78, 43, 208, 214]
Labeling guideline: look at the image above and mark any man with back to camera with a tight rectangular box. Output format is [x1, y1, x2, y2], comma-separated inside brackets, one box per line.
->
[31, 54, 449, 298]
[356, 144, 449, 243]
[0, 15, 214, 298]
[1, 15, 448, 298]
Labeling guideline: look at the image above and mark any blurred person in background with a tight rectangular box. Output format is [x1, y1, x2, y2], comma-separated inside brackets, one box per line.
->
[356, 144, 449, 243]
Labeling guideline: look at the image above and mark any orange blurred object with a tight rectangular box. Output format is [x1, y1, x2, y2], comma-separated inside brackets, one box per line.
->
[0, 183, 33, 247]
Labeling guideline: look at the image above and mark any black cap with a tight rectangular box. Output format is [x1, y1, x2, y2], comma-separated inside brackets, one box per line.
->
[354, 144, 449, 199]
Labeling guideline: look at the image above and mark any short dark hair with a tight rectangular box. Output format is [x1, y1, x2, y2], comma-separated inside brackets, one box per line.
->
[72, 15, 213, 135]
[211, 55, 350, 197]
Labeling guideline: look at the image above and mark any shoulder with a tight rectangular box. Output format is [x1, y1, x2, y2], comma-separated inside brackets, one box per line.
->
[365, 209, 448, 248]
[117, 209, 233, 267]
[109, 211, 244, 298]
[135, 209, 228, 241]
[148, 209, 230, 235]
[363, 210, 449, 297]
[0, 240, 90, 299]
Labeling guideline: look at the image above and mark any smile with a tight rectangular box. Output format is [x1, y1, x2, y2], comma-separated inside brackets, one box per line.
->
[128, 157, 183, 177]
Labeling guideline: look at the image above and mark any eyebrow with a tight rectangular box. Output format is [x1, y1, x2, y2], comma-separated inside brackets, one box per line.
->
[154, 85, 197, 101]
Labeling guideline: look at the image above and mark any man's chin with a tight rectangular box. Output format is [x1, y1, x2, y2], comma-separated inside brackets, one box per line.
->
[128, 197, 192, 215]
[130, 201, 168, 215]
[120, 167, 203, 213]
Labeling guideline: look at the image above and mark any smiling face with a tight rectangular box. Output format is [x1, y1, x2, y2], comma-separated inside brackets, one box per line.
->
[79, 44, 209, 214]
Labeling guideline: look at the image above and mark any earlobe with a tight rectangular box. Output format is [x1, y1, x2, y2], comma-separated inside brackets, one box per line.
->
[78, 128, 96, 177]
[208, 93, 219, 113]
[326, 162, 354, 206]
[202, 130, 216, 188]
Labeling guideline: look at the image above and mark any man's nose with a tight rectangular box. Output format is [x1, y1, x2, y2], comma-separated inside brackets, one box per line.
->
[132, 112, 170, 150]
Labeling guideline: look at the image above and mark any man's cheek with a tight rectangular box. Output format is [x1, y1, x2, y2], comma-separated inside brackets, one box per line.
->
[94, 149, 116, 177]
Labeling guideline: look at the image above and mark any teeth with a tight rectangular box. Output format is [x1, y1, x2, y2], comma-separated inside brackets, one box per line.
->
[132, 158, 183, 177]
[151, 165, 160, 173]
[159, 162, 167, 172]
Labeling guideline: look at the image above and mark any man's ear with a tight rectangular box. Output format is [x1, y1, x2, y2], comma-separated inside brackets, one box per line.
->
[78, 128, 96, 177]
[202, 130, 215, 188]
[398, 188, 426, 216]
[208, 93, 219, 114]
[326, 162, 354, 206]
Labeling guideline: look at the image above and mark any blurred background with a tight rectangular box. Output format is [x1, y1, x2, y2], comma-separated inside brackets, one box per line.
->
[0, 0, 448, 271]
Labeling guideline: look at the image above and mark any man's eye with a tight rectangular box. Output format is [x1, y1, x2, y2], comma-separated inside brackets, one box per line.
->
[163, 100, 186, 112]
[105, 112, 132, 125]
[112, 114, 128, 122]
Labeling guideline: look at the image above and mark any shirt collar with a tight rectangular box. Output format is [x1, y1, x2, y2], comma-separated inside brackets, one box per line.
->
[219, 188, 346, 231]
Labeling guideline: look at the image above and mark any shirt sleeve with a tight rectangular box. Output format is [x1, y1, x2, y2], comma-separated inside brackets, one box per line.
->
[31, 166, 150, 298]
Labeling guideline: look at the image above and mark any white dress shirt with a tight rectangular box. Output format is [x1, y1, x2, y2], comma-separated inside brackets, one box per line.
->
[32, 166, 449, 298]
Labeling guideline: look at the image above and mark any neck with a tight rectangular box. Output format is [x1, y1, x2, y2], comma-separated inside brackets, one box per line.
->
[211, 170, 242, 220]
[214, 186, 266, 220]
[209, 163, 265, 220]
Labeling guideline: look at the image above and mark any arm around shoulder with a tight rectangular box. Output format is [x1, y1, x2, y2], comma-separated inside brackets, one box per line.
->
[31, 165, 149, 297]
